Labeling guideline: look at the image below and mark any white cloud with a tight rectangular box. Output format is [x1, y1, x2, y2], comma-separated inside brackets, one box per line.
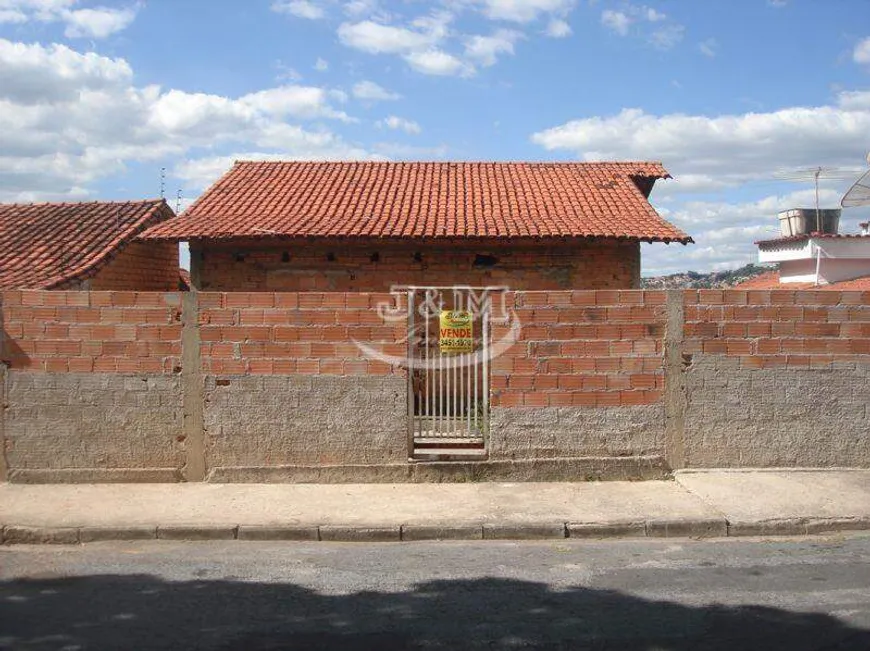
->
[63, 5, 137, 38]
[0, 38, 132, 104]
[699, 38, 717, 58]
[464, 29, 522, 67]
[0, 1, 138, 38]
[530, 91, 870, 190]
[314, 57, 329, 71]
[271, 0, 325, 20]
[854, 37, 870, 65]
[532, 91, 870, 274]
[600, 5, 683, 48]
[352, 79, 400, 101]
[601, 10, 629, 36]
[0, 8, 28, 23]
[338, 19, 441, 54]
[0, 37, 372, 202]
[476, 0, 574, 23]
[405, 48, 471, 76]
[377, 115, 421, 134]
[648, 24, 684, 50]
[545, 18, 571, 38]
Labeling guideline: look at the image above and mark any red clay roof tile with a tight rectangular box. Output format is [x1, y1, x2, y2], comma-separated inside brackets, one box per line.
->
[0, 199, 172, 289]
[734, 270, 870, 290]
[141, 161, 692, 244]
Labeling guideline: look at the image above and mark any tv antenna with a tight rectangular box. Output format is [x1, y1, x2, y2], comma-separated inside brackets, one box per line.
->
[160, 167, 166, 199]
[774, 165, 863, 231]
[841, 152, 870, 208]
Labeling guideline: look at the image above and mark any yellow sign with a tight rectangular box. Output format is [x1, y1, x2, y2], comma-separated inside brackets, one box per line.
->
[439, 310, 474, 353]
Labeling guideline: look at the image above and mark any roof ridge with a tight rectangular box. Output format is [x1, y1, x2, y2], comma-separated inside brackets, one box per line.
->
[0, 198, 166, 209]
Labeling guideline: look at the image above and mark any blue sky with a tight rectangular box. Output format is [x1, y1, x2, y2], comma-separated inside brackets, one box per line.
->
[2, 0, 870, 274]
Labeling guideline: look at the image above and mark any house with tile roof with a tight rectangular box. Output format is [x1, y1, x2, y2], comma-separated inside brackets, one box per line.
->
[142, 161, 692, 292]
[0, 199, 180, 291]
[735, 213, 870, 290]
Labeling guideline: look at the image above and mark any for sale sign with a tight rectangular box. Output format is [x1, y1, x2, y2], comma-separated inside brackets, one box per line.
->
[439, 310, 474, 354]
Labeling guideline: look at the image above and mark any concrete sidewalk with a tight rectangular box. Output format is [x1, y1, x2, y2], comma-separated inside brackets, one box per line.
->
[1, 470, 869, 544]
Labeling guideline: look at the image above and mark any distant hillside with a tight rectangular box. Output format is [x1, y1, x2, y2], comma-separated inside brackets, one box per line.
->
[641, 264, 773, 290]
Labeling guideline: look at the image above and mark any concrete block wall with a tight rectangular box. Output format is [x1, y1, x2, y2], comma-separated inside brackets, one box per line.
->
[490, 290, 667, 463]
[196, 292, 408, 480]
[0, 291, 185, 482]
[1, 288, 870, 483]
[679, 289, 870, 467]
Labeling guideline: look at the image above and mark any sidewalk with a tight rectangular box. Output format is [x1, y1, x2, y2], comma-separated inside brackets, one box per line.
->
[2, 470, 869, 544]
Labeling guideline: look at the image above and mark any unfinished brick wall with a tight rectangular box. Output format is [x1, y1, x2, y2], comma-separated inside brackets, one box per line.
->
[193, 239, 641, 292]
[198, 292, 406, 376]
[197, 292, 409, 477]
[2, 288, 870, 483]
[680, 289, 870, 467]
[61, 241, 180, 292]
[0, 291, 184, 482]
[488, 290, 667, 465]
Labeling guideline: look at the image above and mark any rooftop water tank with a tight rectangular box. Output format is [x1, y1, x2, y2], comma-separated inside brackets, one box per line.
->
[778, 208, 840, 237]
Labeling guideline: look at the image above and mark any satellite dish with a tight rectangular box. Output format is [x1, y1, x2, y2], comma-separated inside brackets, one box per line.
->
[841, 154, 870, 208]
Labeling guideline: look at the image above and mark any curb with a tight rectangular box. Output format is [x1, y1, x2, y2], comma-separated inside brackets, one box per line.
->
[3, 517, 869, 545]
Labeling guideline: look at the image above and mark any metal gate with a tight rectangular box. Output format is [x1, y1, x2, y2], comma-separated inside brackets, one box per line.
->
[407, 287, 494, 459]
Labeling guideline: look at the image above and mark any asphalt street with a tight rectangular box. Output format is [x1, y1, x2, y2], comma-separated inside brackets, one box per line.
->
[2, 535, 870, 650]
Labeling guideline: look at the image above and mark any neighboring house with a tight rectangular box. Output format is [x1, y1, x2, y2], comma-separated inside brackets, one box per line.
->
[141, 161, 692, 292]
[736, 215, 870, 290]
[0, 200, 180, 291]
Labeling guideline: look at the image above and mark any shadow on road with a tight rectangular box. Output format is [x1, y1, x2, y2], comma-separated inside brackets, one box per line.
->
[1, 574, 868, 650]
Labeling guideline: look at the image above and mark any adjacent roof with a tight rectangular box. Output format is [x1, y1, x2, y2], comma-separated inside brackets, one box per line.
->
[0, 199, 173, 289]
[734, 270, 870, 290]
[757, 233, 870, 247]
[141, 161, 692, 244]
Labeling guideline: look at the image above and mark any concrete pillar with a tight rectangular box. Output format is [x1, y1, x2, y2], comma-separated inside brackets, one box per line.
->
[181, 292, 206, 481]
[663, 290, 687, 470]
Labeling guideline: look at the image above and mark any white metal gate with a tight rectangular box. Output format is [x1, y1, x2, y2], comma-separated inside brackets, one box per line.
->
[407, 287, 493, 459]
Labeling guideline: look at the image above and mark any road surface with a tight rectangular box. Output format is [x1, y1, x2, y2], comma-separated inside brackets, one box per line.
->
[2, 535, 870, 649]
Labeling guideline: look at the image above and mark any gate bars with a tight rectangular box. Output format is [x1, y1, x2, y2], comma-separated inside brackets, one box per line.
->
[407, 287, 493, 455]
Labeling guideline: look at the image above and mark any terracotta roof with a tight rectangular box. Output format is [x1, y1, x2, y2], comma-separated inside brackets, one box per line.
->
[141, 161, 691, 244]
[734, 270, 870, 290]
[0, 199, 173, 290]
[757, 233, 870, 246]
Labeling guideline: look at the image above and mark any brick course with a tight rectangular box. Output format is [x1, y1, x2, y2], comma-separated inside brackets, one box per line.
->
[193, 240, 642, 292]
[77, 241, 180, 292]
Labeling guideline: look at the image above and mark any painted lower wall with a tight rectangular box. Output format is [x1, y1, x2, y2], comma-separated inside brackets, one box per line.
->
[682, 355, 870, 467]
[3, 371, 184, 482]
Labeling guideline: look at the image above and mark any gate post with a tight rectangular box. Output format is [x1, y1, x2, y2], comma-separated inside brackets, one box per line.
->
[406, 289, 415, 459]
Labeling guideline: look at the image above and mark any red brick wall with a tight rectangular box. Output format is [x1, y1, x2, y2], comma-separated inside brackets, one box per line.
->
[69, 241, 179, 292]
[492, 290, 666, 408]
[194, 239, 641, 292]
[683, 289, 870, 368]
[198, 292, 407, 376]
[5, 289, 869, 379]
[0, 291, 182, 373]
